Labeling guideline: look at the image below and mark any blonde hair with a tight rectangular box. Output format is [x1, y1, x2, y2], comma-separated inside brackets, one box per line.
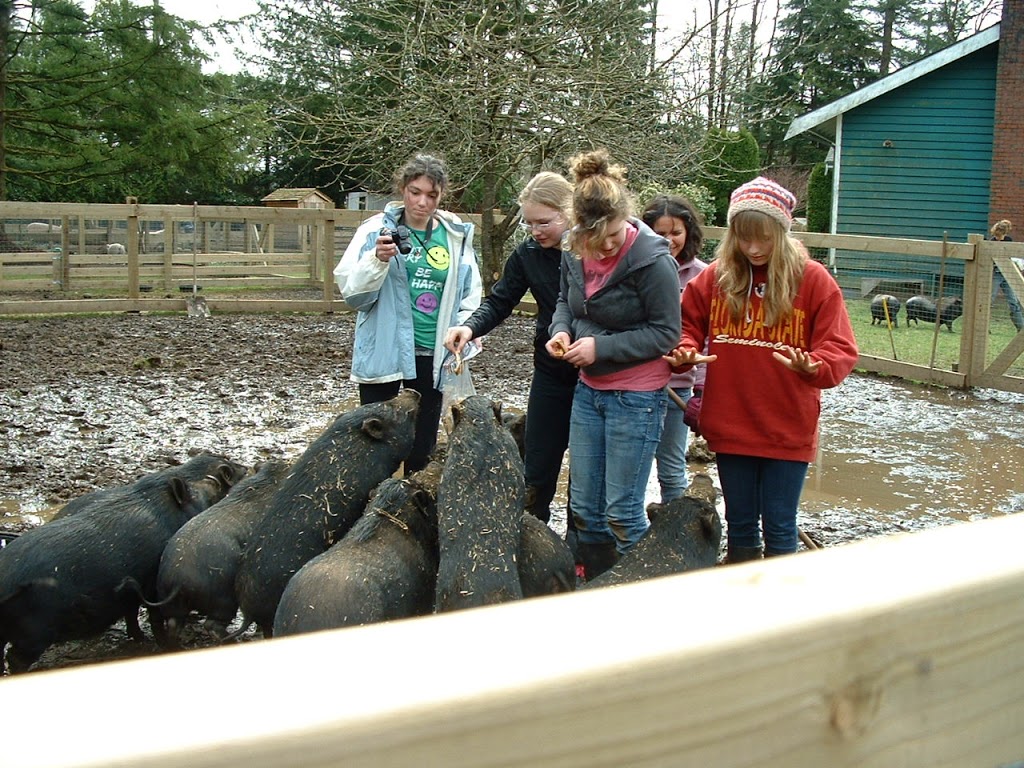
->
[518, 171, 573, 220]
[715, 209, 808, 326]
[991, 219, 1013, 239]
[566, 149, 633, 255]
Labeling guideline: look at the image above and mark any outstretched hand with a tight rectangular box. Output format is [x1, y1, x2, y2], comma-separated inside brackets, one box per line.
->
[772, 346, 822, 375]
[444, 326, 473, 355]
[663, 346, 717, 367]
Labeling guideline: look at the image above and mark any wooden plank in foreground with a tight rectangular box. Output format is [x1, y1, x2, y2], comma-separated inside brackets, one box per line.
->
[2, 515, 1024, 768]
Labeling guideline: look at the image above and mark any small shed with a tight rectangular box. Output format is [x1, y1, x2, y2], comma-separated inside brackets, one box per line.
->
[261, 188, 335, 209]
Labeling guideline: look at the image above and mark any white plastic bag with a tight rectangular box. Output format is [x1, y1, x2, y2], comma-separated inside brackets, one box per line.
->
[439, 340, 480, 435]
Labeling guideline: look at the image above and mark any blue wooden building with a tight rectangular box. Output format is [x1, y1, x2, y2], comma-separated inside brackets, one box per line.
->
[786, 21, 1017, 298]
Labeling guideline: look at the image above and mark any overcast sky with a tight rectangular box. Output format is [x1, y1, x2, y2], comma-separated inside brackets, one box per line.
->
[78, 0, 726, 74]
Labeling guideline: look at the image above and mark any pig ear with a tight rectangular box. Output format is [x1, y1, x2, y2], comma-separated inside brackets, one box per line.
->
[362, 417, 386, 441]
[700, 507, 720, 539]
[216, 463, 238, 489]
[646, 502, 663, 524]
[168, 477, 190, 508]
[451, 400, 464, 430]
[491, 400, 503, 423]
[411, 487, 432, 514]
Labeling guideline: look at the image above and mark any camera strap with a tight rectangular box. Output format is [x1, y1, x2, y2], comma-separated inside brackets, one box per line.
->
[399, 210, 436, 244]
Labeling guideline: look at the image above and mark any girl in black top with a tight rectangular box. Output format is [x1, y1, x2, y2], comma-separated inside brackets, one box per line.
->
[445, 172, 579, 550]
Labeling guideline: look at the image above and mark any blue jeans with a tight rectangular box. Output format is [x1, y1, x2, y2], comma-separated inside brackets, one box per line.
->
[568, 382, 666, 553]
[656, 386, 692, 502]
[716, 453, 808, 555]
[994, 268, 1024, 331]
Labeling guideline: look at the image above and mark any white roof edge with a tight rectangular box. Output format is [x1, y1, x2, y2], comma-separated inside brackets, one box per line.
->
[785, 23, 1001, 141]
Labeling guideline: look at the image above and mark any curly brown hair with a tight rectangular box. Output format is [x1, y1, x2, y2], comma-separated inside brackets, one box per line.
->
[566, 149, 633, 256]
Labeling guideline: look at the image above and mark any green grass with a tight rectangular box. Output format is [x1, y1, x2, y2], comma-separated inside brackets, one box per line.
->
[848, 296, 1024, 377]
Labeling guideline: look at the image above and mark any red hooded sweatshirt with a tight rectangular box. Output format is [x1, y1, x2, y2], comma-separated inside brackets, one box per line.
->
[678, 259, 858, 463]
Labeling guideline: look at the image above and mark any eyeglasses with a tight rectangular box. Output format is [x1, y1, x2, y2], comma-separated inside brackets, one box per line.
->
[518, 217, 563, 233]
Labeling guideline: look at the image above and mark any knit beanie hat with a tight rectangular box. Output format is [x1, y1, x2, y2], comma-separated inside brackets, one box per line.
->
[727, 177, 797, 231]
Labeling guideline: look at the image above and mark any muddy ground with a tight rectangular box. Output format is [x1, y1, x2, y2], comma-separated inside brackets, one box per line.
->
[2, 291, 1023, 672]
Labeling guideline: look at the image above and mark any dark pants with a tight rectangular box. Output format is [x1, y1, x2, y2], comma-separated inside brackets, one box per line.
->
[716, 453, 808, 555]
[359, 355, 442, 474]
[523, 366, 577, 525]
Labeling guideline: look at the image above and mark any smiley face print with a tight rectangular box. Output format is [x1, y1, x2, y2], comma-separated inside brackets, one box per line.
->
[425, 245, 450, 271]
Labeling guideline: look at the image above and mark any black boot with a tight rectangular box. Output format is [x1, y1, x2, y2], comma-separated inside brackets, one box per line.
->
[564, 506, 581, 564]
[564, 526, 580, 564]
[726, 545, 763, 564]
[524, 485, 551, 523]
[578, 541, 619, 581]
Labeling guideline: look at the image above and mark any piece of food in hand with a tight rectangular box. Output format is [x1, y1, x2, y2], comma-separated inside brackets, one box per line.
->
[550, 338, 567, 358]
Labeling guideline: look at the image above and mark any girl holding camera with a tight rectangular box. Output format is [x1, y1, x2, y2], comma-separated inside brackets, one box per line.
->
[335, 153, 482, 473]
[664, 177, 858, 561]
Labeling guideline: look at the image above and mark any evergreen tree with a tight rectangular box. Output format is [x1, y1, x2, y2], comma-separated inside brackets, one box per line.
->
[0, 0, 261, 202]
[806, 161, 831, 233]
[754, 0, 877, 167]
[697, 127, 760, 226]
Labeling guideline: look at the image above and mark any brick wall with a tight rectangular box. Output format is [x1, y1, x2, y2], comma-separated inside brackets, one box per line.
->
[990, 1, 1024, 232]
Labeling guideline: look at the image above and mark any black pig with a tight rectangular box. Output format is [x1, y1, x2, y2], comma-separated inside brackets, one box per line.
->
[581, 495, 722, 589]
[152, 460, 290, 646]
[435, 395, 525, 612]
[234, 390, 420, 636]
[51, 452, 247, 522]
[518, 514, 575, 597]
[0, 453, 247, 673]
[905, 295, 963, 332]
[501, 411, 527, 460]
[273, 460, 442, 637]
[870, 294, 900, 326]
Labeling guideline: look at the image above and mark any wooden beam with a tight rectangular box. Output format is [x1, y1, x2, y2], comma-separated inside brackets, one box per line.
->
[3, 514, 1024, 768]
[0, 298, 350, 315]
[856, 354, 967, 388]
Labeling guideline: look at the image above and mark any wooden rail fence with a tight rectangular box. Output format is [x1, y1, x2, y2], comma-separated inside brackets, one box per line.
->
[1, 204, 1022, 392]
[0, 201, 484, 313]
[2, 513, 1023, 767]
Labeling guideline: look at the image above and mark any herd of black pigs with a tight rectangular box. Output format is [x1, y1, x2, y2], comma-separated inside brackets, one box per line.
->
[0, 391, 722, 674]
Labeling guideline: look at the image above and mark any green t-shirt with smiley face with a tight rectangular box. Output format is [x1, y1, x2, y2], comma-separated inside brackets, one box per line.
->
[403, 224, 451, 349]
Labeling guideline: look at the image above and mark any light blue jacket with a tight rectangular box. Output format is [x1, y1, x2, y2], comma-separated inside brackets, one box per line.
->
[334, 203, 482, 388]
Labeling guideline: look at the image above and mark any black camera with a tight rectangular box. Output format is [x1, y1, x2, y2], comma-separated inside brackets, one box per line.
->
[379, 225, 413, 255]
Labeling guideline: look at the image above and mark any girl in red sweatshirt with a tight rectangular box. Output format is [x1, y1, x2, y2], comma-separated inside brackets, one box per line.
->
[665, 177, 858, 560]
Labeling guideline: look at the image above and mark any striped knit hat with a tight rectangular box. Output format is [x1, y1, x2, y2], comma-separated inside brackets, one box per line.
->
[727, 176, 797, 232]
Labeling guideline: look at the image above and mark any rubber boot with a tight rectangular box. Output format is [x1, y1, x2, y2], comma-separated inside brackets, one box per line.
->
[523, 485, 551, 523]
[725, 545, 763, 564]
[578, 541, 619, 581]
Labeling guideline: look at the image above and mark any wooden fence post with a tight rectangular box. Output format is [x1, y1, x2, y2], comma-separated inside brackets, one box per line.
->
[960, 234, 984, 386]
[310, 218, 321, 282]
[126, 197, 140, 298]
[74, 215, 84, 289]
[322, 212, 336, 307]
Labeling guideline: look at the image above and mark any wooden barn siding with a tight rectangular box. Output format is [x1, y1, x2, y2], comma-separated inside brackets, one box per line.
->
[835, 47, 997, 297]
